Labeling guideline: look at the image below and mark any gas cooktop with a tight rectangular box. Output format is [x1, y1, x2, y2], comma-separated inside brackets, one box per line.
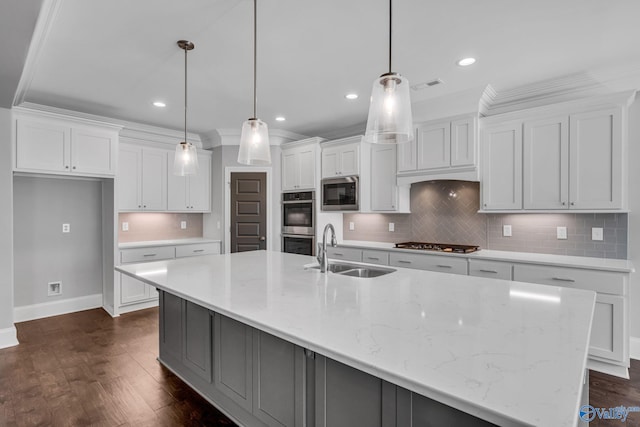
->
[394, 242, 479, 253]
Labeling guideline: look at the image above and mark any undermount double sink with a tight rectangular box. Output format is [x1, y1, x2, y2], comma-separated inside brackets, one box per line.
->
[309, 261, 396, 278]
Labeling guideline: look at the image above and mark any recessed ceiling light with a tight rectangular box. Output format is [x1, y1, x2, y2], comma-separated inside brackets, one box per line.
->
[153, 101, 166, 107]
[457, 57, 476, 67]
[345, 93, 358, 100]
[275, 116, 286, 122]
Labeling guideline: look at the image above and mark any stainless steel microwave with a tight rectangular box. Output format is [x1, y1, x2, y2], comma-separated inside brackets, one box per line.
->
[321, 176, 359, 211]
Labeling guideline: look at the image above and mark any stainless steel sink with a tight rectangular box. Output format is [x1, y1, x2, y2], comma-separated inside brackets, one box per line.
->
[308, 261, 396, 278]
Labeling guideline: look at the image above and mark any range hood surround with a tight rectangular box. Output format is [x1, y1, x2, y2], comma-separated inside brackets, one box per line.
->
[397, 168, 479, 186]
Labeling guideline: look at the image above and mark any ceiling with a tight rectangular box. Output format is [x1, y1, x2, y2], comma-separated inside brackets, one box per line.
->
[5, 0, 640, 139]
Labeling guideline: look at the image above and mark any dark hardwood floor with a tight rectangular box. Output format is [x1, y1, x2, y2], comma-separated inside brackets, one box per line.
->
[1, 307, 639, 426]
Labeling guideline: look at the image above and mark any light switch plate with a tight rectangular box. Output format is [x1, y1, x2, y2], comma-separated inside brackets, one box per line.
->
[62, 223, 70, 233]
[503, 225, 512, 237]
[557, 226, 567, 240]
[592, 227, 604, 241]
[122, 222, 129, 231]
[388, 222, 395, 232]
[180, 221, 187, 229]
[349, 222, 355, 231]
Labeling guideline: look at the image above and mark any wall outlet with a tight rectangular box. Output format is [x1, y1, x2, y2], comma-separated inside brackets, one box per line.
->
[503, 225, 512, 237]
[388, 222, 395, 232]
[122, 222, 129, 231]
[592, 227, 604, 241]
[557, 226, 568, 240]
[180, 221, 187, 230]
[62, 223, 70, 233]
[349, 222, 355, 231]
[48, 281, 62, 297]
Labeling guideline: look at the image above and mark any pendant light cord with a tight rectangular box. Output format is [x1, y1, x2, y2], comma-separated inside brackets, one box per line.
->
[184, 45, 188, 144]
[253, 0, 258, 119]
[388, 0, 392, 74]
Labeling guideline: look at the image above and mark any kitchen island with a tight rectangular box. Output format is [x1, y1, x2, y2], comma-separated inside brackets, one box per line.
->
[116, 250, 595, 427]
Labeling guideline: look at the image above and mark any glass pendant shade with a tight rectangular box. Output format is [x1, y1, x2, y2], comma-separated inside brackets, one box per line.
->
[364, 72, 413, 144]
[238, 118, 271, 165]
[173, 141, 199, 176]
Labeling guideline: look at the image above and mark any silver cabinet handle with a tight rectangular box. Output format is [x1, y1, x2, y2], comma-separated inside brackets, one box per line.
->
[437, 264, 453, 269]
[143, 253, 157, 257]
[193, 249, 205, 253]
[333, 252, 344, 256]
[552, 277, 576, 283]
[397, 260, 411, 264]
[480, 269, 498, 274]
[366, 257, 380, 261]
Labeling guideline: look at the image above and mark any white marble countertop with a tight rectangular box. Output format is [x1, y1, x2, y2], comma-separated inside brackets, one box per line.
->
[117, 250, 595, 427]
[340, 240, 635, 273]
[119, 238, 221, 250]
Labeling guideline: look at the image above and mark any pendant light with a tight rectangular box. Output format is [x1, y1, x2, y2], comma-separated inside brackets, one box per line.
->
[238, 0, 271, 165]
[173, 40, 199, 176]
[364, 0, 413, 144]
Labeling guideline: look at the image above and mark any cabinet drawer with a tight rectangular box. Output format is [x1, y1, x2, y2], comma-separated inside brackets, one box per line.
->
[389, 252, 468, 275]
[468, 260, 513, 280]
[121, 246, 175, 264]
[176, 242, 220, 258]
[327, 247, 362, 262]
[362, 250, 390, 266]
[512, 264, 625, 295]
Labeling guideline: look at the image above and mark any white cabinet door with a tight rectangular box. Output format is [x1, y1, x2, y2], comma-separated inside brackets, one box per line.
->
[16, 119, 70, 172]
[339, 144, 359, 176]
[281, 149, 299, 190]
[481, 122, 523, 210]
[590, 294, 625, 362]
[569, 106, 623, 209]
[189, 154, 211, 211]
[117, 145, 142, 211]
[321, 148, 340, 178]
[297, 146, 316, 189]
[397, 136, 417, 172]
[370, 145, 397, 211]
[523, 116, 569, 209]
[141, 148, 167, 211]
[120, 273, 151, 305]
[167, 151, 189, 210]
[416, 120, 450, 170]
[468, 259, 512, 280]
[450, 116, 476, 167]
[71, 128, 117, 176]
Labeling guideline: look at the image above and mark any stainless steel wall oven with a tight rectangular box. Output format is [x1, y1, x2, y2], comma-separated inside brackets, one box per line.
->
[282, 191, 315, 256]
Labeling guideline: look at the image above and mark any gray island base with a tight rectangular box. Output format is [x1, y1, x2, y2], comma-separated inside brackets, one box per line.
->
[116, 250, 595, 426]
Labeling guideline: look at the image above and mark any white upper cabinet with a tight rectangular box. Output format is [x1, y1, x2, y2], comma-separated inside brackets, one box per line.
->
[281, 140, 318, 191]
[481, 92, 632, 212]
[398, 114, 477, 177]
[15, 113, 119, 177]
[118, 145, 167, 211]
[523, 115, 569, 209]
[370, 144, 400, 211]
[569, 106, 623, 210]
[168, 152, 211, 212]
[480, 122, 523, 210]
[321, 137, 360, 178]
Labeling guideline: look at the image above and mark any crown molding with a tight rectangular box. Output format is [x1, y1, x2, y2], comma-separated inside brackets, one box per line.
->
[203, 128, 309, 149]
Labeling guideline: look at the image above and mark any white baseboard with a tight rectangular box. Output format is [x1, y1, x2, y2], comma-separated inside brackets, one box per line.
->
[14, 294, 103, 323]
[631, 337, 640, 361]
[0, 326, 19, 349]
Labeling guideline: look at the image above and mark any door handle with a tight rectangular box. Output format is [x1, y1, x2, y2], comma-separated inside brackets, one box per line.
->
[259, 236, 266, 241]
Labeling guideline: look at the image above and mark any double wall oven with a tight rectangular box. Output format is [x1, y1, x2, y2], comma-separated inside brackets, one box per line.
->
[282, 191, 315, 256]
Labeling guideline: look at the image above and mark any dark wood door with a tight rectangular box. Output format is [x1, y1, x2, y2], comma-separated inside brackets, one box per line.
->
[230, 172, 267, 253]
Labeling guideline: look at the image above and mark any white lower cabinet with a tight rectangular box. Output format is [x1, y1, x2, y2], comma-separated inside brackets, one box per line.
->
[362, 250, 390, 266]
[326, 246, 363, 262]
[468, 259, 513, 281]
[513, 263, 628, 367]
[117, 241, 220, 315]
[389, 252, 468, 275]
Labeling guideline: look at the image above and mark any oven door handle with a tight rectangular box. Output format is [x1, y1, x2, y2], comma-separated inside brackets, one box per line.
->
[282, 200, 314, 204]
[282, 234, 315, 239]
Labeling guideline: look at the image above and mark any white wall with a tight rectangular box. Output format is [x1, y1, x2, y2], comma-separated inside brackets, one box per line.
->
[628, 94, 640, 357]
[13, 176, 104, 307]
[0, 108, 16, 347]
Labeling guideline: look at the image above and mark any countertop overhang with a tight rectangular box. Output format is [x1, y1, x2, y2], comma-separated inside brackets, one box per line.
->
[116, 250, 595, 427]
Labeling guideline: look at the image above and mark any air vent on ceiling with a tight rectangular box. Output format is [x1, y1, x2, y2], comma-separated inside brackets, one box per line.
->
[411, 79, 444, 91]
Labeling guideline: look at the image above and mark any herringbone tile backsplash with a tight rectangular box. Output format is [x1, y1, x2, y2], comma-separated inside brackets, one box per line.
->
[343, 180, 628, 259]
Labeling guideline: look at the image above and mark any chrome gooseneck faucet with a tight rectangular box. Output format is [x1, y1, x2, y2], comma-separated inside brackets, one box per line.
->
[317, 223, 337, 273]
